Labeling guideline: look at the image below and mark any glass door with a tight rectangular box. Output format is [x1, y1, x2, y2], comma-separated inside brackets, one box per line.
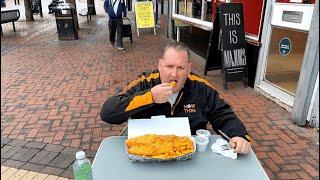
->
[256, 1, 315, 107]
[264, 27, 308, 95]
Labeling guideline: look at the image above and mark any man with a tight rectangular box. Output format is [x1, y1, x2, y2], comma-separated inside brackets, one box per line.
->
[104, 0, 127, 50]
[100, 42, 251, 154]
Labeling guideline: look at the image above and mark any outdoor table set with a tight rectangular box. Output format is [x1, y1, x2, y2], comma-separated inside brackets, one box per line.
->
[92, 116, 269, 180]
[92, 135, 269, 180]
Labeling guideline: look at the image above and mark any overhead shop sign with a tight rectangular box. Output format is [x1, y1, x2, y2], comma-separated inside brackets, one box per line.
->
[135, 1, 156, 36]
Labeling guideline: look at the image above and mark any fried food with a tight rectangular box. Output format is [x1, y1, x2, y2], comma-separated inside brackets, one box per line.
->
[169, 81, 177, 87]
[125, 134, 194, 159]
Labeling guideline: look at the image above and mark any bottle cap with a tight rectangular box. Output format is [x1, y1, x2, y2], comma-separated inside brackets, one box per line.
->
[76, 151, 86, 160]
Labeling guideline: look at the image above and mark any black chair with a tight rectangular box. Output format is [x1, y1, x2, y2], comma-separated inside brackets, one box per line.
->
[118, 125, 128, 136]
[1, 9, 20, 36]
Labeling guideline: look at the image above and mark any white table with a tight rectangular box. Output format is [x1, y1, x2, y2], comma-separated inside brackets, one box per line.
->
[92, 136, 269, 180]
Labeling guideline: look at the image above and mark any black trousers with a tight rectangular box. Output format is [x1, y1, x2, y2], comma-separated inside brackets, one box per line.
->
[108, 19, 123, 48]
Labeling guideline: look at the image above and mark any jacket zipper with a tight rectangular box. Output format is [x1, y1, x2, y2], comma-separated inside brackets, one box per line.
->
[171, 92, 183, 115]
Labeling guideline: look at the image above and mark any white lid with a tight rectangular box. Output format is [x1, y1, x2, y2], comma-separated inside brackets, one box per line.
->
[76, 151, 86, 160]
[196, 129, 210, 137]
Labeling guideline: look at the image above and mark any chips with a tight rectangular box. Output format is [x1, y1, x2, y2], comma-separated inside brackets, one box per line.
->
[125, 134, 194, 159]
[169, 81, 176, 87]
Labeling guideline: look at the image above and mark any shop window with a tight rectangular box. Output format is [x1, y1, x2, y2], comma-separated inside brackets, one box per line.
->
[264, 27, 308, 95]
[192, 0, 202, 18]
[175, 0, 213, 22]
[177, 0, 189, 16]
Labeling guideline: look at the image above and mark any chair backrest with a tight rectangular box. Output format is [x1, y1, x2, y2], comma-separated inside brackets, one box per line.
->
[1, 9, 20, 23]
[87, 4, 94, 14]
[118, 117, 130, 136]
[119, 126, 128, 136]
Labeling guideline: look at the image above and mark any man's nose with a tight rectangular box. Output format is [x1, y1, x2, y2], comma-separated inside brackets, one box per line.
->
[171, 68, 178, 77]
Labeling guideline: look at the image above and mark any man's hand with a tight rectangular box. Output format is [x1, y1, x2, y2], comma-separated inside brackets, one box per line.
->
[229, 137, 251, 155]
[151, 83, 172, 104]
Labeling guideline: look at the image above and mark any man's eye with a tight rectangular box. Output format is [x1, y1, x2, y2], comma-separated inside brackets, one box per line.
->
[166, 65, 174, 69]
[178, 67, 185, 70]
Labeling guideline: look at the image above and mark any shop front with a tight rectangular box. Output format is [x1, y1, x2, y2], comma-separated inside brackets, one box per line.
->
[255, 0, 318, 127]
[170, 0, 266, 87]
[170, 0, 318, 127]
[128, 0, 318, 127]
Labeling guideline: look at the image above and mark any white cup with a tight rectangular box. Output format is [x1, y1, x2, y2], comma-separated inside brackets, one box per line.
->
[195, 136, 209, 152]
[196, 129, 211, 139]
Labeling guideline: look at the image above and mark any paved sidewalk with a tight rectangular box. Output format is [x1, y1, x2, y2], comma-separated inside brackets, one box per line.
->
[1, 166, 71, 180]
[1, 1, 319, 179]
[1, 137, 96, 178]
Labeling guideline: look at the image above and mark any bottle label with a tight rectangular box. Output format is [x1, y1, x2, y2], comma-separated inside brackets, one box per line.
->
[75, 162, 93, 180]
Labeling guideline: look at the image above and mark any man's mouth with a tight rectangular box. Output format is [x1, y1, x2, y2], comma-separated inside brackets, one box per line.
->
[169, 80, 177, 87]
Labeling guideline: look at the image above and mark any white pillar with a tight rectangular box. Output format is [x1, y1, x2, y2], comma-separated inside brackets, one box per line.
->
[201, 0, 206, 21]
[168, 0, 173, 38]
[177, 26, 180, 42]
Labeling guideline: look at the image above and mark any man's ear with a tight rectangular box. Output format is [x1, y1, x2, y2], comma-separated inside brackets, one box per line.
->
[158, 58, 162, 71]
[188, 63, 192, 74]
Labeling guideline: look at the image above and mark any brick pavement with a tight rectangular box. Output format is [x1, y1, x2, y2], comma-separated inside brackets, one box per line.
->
[1, 1, 319, 179]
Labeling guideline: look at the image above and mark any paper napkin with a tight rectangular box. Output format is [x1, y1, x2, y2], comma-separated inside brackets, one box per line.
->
[210, 138, 237, 159]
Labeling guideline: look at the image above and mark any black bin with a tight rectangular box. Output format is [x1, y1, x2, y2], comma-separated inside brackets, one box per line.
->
[55, 3, 78, 40]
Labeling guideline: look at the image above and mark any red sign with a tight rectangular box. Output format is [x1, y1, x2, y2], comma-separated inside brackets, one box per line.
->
[232, 0, 265, 43]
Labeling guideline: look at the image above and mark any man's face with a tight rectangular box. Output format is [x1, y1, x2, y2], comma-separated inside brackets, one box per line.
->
[158, 48, 191, 93]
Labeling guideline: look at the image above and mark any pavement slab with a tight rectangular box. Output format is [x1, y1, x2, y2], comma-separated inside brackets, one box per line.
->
[29, 150, 59, 165]
[1, 166, 72, 180]
[1, 139, 95, 179]
[10, 147, 40, 162]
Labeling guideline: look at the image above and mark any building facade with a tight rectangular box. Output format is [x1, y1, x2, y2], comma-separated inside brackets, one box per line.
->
[128, 0, 319, 128]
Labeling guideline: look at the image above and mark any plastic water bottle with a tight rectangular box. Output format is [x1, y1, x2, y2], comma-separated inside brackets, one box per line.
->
[73, 151, 93, 180]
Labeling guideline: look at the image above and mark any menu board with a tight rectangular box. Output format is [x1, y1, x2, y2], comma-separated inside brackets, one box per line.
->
[135, 1, 155, 28]
[219, 3, 248, 89]
[205, 3, 248, 89]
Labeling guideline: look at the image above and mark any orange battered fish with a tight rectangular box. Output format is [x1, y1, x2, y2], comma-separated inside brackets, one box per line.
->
[125, 134, 194, 159]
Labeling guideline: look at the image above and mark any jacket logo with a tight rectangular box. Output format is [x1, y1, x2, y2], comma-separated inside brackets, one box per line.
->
[183, 104, 196, 113]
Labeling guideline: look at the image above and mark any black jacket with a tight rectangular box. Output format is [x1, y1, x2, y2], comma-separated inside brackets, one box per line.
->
[104, 0, 127, 20]
[100, 70, 250, 141]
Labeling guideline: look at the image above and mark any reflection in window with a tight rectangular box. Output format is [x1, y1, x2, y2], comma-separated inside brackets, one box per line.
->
[192, 0, 202, 19]
[206, 0, 212, 22]
[177, 0, 193, 18]
[177, 0, 185, 15]
[175, 0, 213, 22]
[186, 0, 193, 18]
